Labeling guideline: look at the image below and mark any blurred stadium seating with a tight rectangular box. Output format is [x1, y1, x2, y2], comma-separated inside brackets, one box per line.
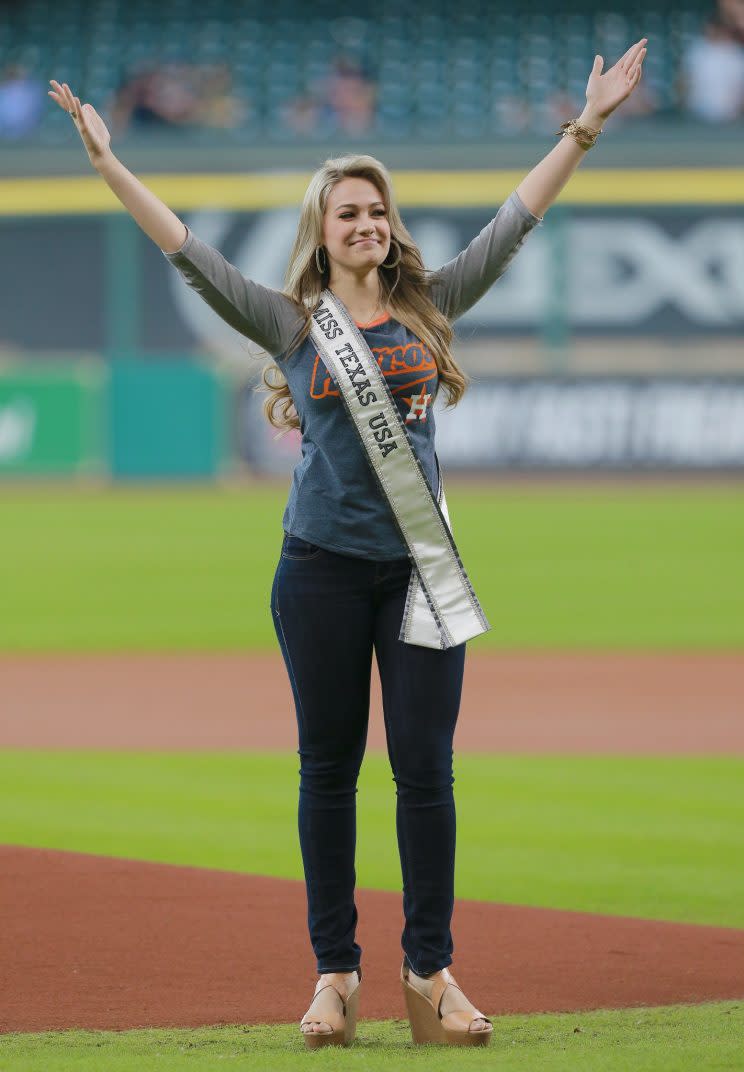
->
[0, 0, 718, 145]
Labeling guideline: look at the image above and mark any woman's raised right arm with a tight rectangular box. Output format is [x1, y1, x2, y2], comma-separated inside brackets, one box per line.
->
[49, 79, 187, 254]
[48, 79, 306, 354]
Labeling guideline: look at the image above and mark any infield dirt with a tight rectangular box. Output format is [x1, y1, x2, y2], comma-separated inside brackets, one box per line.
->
[2, 650, 742, 753]
[3, 845, 744, 1033]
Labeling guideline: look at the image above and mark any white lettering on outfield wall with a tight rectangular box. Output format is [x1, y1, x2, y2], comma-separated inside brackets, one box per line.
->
[238, 379, 744, 471]
[434, 381, 744, 466]
[461, 219, 744, 327]
[568, 221, 744, 324]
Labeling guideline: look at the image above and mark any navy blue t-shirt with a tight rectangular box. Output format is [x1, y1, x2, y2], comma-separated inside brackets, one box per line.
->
[279, 311, 440, 558]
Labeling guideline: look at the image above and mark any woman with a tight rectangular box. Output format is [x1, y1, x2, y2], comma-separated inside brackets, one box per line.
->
[49, 38, 646, 1049]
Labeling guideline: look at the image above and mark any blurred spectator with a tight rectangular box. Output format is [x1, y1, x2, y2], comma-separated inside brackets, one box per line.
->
[110, 63, 245, 135]
[719, 0, 744, 43]
[490, 92, 532, 133]
[110, 64, 201, 134]
[283, 95, 321, 136]
[195, 64, 247, 129]
[682, 13, 744, 121]
[0, 64, 44, 139]
[283, 57, 376, 136]
[323, 58, 375, 134]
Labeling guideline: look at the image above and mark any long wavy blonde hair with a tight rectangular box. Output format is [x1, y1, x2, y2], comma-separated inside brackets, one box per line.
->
[259, 154, 470, 433]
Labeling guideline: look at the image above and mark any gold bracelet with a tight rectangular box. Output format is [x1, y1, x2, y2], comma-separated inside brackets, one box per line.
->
[555, 118, 603, 150]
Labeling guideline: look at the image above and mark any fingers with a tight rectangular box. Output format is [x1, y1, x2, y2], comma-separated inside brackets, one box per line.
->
[626, 47, 646, 83]
[48, 79, 71, 112]
[47, 79, 66, 109]
[66, 85, 79, 119]
[47, 79, 79, 117]
[620, 38, 648, 71]
[618, 38, 645, 67]
[60, 80, 74, 112]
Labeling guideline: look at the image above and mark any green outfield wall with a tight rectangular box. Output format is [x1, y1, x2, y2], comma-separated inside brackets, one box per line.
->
[0, 365, 104, 476]
[0, 361, 229, 480]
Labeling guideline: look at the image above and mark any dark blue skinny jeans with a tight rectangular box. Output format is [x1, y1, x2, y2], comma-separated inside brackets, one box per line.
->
[270, 532, 466, 978]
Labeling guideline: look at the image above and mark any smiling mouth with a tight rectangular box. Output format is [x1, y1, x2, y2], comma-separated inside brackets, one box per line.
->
[352, 238, 378, 245]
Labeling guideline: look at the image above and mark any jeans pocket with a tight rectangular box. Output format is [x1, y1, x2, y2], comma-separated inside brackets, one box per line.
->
[281, 533, 325, 560]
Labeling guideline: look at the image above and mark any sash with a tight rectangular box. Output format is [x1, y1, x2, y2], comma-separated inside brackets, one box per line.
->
[309, 290, 490, 650]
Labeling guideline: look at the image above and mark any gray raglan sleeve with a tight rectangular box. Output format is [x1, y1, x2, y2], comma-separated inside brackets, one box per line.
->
[429, 190, 542, 322]
[162, 227, 305, 358]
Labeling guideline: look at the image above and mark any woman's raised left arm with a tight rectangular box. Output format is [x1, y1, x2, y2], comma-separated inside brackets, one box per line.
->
[516, 38, 647, 219]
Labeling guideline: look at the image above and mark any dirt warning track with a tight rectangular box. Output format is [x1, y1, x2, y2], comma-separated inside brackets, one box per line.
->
[2, 846, 743, 1034]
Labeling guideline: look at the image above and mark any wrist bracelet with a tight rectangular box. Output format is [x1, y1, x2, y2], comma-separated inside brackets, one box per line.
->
[555, 118, 603, 150]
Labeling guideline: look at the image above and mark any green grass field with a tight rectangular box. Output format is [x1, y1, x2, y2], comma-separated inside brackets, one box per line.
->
[2, 483, 742, 1069]
[3, 1002, 743, 1071]
[1, 483, 742, 650]
[2, 751, 743, 927]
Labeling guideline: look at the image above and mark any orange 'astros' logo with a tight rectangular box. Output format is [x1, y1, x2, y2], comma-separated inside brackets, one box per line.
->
[309, 342, 437, 404]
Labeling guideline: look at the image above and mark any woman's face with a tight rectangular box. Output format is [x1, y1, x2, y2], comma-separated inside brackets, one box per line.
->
[322, 176, 391, 277]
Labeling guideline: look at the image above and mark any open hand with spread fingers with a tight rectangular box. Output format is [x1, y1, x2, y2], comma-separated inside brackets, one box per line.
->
[584, 37, 648, 123]
[48, 80, 111, 168]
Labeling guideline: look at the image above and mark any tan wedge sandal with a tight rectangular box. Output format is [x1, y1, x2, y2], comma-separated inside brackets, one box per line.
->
[299, 968, 362, 1049]
[401, 960, 493, 1046]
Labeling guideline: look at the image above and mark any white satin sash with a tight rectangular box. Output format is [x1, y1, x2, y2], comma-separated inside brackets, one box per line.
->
[309, 290, 490, 650]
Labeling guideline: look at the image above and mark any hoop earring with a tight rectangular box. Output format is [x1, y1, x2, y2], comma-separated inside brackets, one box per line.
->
[386, 264, 401, 297]
[381, 238, 402, 269]
[315, 245, 327, 274]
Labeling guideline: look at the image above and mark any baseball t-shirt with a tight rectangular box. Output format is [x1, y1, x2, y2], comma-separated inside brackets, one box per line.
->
[164, 190, 541, 560]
